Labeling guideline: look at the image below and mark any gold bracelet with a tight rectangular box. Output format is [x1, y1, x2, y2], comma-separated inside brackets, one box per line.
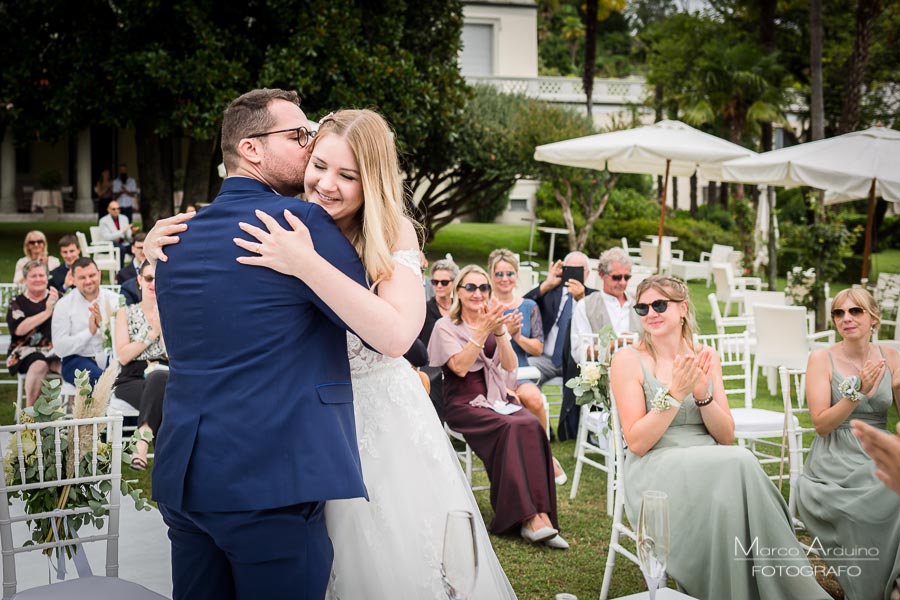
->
[468, 338, 484, 349]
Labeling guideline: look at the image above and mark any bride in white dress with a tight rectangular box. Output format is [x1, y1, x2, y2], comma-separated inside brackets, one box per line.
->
[233, 109, 517, 599]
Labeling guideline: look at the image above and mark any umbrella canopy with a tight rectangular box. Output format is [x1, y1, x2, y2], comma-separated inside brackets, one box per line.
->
[534, 119, 756, 269]
[722, 126, 900, 280]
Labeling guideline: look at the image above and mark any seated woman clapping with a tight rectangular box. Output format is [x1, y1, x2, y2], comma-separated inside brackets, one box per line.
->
[609, 275, 828, 600]
[428, 264, 567, 549]
[113, 261, 167, 471]
[799, 288, 900, 600]
[7, 260, 61, 407]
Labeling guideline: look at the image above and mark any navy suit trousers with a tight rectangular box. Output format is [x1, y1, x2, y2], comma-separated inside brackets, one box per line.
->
[158, 500, 332, 600]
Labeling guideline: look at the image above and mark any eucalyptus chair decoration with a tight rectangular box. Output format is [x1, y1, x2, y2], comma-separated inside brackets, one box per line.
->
[0, 372, 157, 598]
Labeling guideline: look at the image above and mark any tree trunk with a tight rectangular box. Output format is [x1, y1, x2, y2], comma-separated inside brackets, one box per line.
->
[206, 134, 223, 202]
[582, 0, 598, 116]
[655, 84, 663, 200]
[838, 0, 883, 134]
[135, 125, 174, 229]
[689, 174, 698, 217]
[809, 0, 825, 142]
[719, 181, 729, 209]
[671, 176, 678, 211]
[183, 137, 215, 211]
[707, 181, 717, 206]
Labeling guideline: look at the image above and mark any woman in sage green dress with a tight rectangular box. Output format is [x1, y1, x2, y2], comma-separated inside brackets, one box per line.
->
[610, 275, 829, 600]
[799, 288, 900, 600]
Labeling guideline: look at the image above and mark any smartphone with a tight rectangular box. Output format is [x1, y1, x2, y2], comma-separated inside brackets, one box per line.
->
[561, 265, 584, 285]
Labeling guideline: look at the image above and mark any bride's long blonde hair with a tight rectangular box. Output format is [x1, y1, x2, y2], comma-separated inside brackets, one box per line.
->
[311, 109, 411, 285]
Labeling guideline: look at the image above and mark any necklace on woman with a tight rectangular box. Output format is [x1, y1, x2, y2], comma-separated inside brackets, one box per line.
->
[436, 298, 452, 313]
[842, 341, 870, 373]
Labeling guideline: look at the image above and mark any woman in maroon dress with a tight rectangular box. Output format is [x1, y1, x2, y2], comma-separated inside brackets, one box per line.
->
[428, 264, 566, 549]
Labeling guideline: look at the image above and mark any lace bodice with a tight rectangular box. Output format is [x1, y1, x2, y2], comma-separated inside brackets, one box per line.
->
[346, 250, 422, 375]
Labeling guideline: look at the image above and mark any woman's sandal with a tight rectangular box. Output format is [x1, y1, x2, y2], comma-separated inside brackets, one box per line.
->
[130, 456, 148, 472]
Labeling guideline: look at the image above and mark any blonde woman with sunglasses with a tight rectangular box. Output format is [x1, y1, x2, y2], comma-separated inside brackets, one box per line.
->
[13, 230, 59, 284]
[799, 288, 900, 600]
[610, 275, 829, 600]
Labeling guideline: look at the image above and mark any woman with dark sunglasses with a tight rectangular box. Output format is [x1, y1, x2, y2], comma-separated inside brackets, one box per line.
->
[13, 230, 60, 284]
[799, 287, 900, 600]
[429, 265, 567, 549]
[609, 275, 829, 600]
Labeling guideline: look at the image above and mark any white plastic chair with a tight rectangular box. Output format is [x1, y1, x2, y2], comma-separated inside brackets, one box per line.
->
[75, 232, 120, 285]
[621, 237, 641, 260]
[444, 423, 489, 492]
[696, 331, 792, 484]
[707, 293, 753, 338]
[779, 366, 813, 530]
[638, 242, 658, 273]
[0, 414, 166, 599]
[569, 334, 636, 512]
[711, 264, 762, 317]
[752, 305, 833, 397]
[515, 266, 540, 298]
[741, 290, 786, 318]
[699, 244, 734, 287]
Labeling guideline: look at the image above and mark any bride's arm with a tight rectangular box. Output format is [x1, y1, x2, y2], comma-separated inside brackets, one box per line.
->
[236, 209, 425, 358]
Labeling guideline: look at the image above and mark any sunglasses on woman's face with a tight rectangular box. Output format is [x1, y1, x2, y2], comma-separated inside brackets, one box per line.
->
[494, 271, 516, 279]
[431, 279, 452, 287]
[633, 299, 673, 317]
[459, 283, 491, 294]
[27, 240, 44, 246]
[831, 307, 865, 319]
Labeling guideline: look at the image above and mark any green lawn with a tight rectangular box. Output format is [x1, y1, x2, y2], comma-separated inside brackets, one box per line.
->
[2, 220, 897, 599]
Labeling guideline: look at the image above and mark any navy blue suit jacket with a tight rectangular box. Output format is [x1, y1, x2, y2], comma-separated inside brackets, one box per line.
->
[153, 177, 369, 512]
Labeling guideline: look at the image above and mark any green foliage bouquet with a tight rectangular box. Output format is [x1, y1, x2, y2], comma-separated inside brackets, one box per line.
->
[565, 325, 619, 407]
[3, 370, 151, 560]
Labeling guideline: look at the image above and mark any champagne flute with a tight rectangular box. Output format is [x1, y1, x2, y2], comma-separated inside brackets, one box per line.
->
[442, 510, 478, 600]
[637, 490, 669, 600]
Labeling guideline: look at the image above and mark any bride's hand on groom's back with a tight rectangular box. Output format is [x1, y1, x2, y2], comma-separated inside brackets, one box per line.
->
[234, 209, 315, 279]
[145, 212, 196, 264]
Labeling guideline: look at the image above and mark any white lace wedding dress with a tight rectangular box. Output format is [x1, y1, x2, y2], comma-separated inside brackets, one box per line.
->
[325, 251, 517, 600]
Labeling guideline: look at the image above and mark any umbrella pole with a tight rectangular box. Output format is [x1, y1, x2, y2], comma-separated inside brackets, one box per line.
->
[657, 159, 671, 271]
[861, 178, 877, 283]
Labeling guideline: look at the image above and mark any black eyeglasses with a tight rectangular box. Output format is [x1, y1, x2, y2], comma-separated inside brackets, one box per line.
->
[27, 240, 45, 245]
[431, 279, 452, 287]
[609, 274, 632, 282]
[459, 283, 491, 294]
[246, 126, 315, 148]
[494, 271, 516, 279]
[634, 299, 673, 317]
[831, 307, 865, 319]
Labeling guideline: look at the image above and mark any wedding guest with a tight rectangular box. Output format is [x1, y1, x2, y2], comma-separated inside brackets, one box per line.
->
[98, 201, 137, 265]
[570, 247, 642, 363]
[13, 231, 60, 284]
[488, 249, 547, 428]
[799, 288, 900, 600]
[609, 275, 829, 599]
[429, 265, 568, 549]
[95, 168, 113, 220]
[114, 261, 167, 471]
[6, 261, 61, 407]
[112, 163, 139, 222]
[48, 234, 81, 294]
[418, 257, 458, 418]
[117, 232, 147, 283]
[51, 257, 121, 386]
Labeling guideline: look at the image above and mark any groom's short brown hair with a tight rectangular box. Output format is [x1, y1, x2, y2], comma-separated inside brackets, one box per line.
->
[220, 89, 301, 171]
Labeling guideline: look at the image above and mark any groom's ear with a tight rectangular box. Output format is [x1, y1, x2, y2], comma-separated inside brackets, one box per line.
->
[237, 138, 263, 166]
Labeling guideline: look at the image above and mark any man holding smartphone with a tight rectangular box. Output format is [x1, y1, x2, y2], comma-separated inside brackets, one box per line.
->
[524, 251, 595, 385]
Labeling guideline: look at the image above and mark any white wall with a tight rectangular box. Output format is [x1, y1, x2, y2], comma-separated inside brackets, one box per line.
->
[461, 2, 538, 78]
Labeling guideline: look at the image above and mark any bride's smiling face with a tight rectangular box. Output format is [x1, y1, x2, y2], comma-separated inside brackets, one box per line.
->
[304, 134, 364, 232]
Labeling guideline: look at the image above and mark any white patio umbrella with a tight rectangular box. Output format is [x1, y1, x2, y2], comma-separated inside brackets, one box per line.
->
[722, 126, 900, 280]
[534, 119, 756, 269]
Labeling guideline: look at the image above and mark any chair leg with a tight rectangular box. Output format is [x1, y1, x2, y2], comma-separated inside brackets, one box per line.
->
[599, 483, 624, 600]
[605, 436, 615, 516]
[569, 409, 589, 500]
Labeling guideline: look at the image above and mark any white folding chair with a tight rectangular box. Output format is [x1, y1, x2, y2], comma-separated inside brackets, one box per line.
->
[779, 366, 813, 531]
[711, 264, 761, 317]
[0, 414, 165, 599]
[752, 305, 833, 397]
[569, 334, 635, 512]
[444, 423, 489, 492]
[707, 293, 753, 338]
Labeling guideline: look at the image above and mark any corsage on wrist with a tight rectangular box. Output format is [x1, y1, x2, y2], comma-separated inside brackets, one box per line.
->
[650, 387, 682, 413]
[838, 375, 865, 403]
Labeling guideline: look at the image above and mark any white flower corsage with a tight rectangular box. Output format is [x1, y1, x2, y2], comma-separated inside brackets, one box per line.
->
[650, 387, 681, 413]
[838, 375, 864, 403]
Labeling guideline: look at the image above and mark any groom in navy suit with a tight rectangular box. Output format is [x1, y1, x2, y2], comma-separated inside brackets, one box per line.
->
[152, 89, 369, 599]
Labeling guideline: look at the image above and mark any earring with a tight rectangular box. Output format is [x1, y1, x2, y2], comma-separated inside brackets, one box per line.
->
[681, 317, 686, 325]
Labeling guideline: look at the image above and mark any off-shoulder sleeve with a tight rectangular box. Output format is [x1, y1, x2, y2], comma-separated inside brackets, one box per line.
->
[427, 318, 466, 367]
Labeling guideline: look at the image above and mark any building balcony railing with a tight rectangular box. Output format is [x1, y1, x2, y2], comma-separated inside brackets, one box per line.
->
[466, 75, 650, 105]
